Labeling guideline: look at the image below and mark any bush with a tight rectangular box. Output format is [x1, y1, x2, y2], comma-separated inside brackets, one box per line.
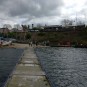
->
[26, 33, 31, 39]
[37, 32, 45, 36]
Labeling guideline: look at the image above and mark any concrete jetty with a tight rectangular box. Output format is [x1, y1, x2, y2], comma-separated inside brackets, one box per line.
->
[5, 44, 51, 87]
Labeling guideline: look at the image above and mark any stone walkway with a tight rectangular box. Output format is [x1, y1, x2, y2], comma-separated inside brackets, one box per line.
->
[5, 47, 51, 87]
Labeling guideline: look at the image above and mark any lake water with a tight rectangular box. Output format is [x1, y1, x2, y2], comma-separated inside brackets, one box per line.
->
[0, 48, 23, 87]
[35, 47, 87, 87]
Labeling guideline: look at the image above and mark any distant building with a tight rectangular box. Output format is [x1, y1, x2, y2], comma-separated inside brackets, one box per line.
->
[11, 28, 28, 41]
[0, 28, 4, 33]
[11, 28, 18, 32]
[44, 25, 63, 32]
[0, 28, 9, 34]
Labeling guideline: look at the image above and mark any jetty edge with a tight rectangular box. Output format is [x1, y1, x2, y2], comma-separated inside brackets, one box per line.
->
[4, 43, 51, 87]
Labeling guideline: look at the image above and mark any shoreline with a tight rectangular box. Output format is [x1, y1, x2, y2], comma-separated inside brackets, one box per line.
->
[1, 42, 87, 49]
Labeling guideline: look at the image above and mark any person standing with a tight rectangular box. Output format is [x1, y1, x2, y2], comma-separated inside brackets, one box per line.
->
[30, 41, 32, 46]
[28, 42, 30, 46]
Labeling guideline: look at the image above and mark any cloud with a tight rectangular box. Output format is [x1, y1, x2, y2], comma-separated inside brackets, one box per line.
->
[0, 0, 87, 26]
[0, 0, 64, 26]
[11, 0, 62, 17]
[0, 0, 63, 17]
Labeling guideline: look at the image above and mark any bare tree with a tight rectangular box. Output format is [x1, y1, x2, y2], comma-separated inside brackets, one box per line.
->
[3, 24, 12, 29]
[14, 24, 22, 30]
[61, 19, 73, 27]
[28, 25, 30, 29]
[76, 20, 85, 25]
[21, 25, 29, 32]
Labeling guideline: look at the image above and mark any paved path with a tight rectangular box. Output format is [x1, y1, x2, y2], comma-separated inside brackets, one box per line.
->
[5, 47, 51, 87]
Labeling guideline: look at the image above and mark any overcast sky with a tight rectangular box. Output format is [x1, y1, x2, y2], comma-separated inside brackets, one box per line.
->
[0, 0, 87, 27]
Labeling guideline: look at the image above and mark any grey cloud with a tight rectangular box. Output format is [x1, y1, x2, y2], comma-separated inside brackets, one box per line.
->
[0, 0, 87, 26]
[0, 0, 64, 26]
[0, 0, 63, 18]
[0, 0, 6, 4]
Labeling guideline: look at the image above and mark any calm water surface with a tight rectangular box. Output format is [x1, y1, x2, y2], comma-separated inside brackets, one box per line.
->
[0, 48, 23, 87]
[35, 47, 87, 87]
